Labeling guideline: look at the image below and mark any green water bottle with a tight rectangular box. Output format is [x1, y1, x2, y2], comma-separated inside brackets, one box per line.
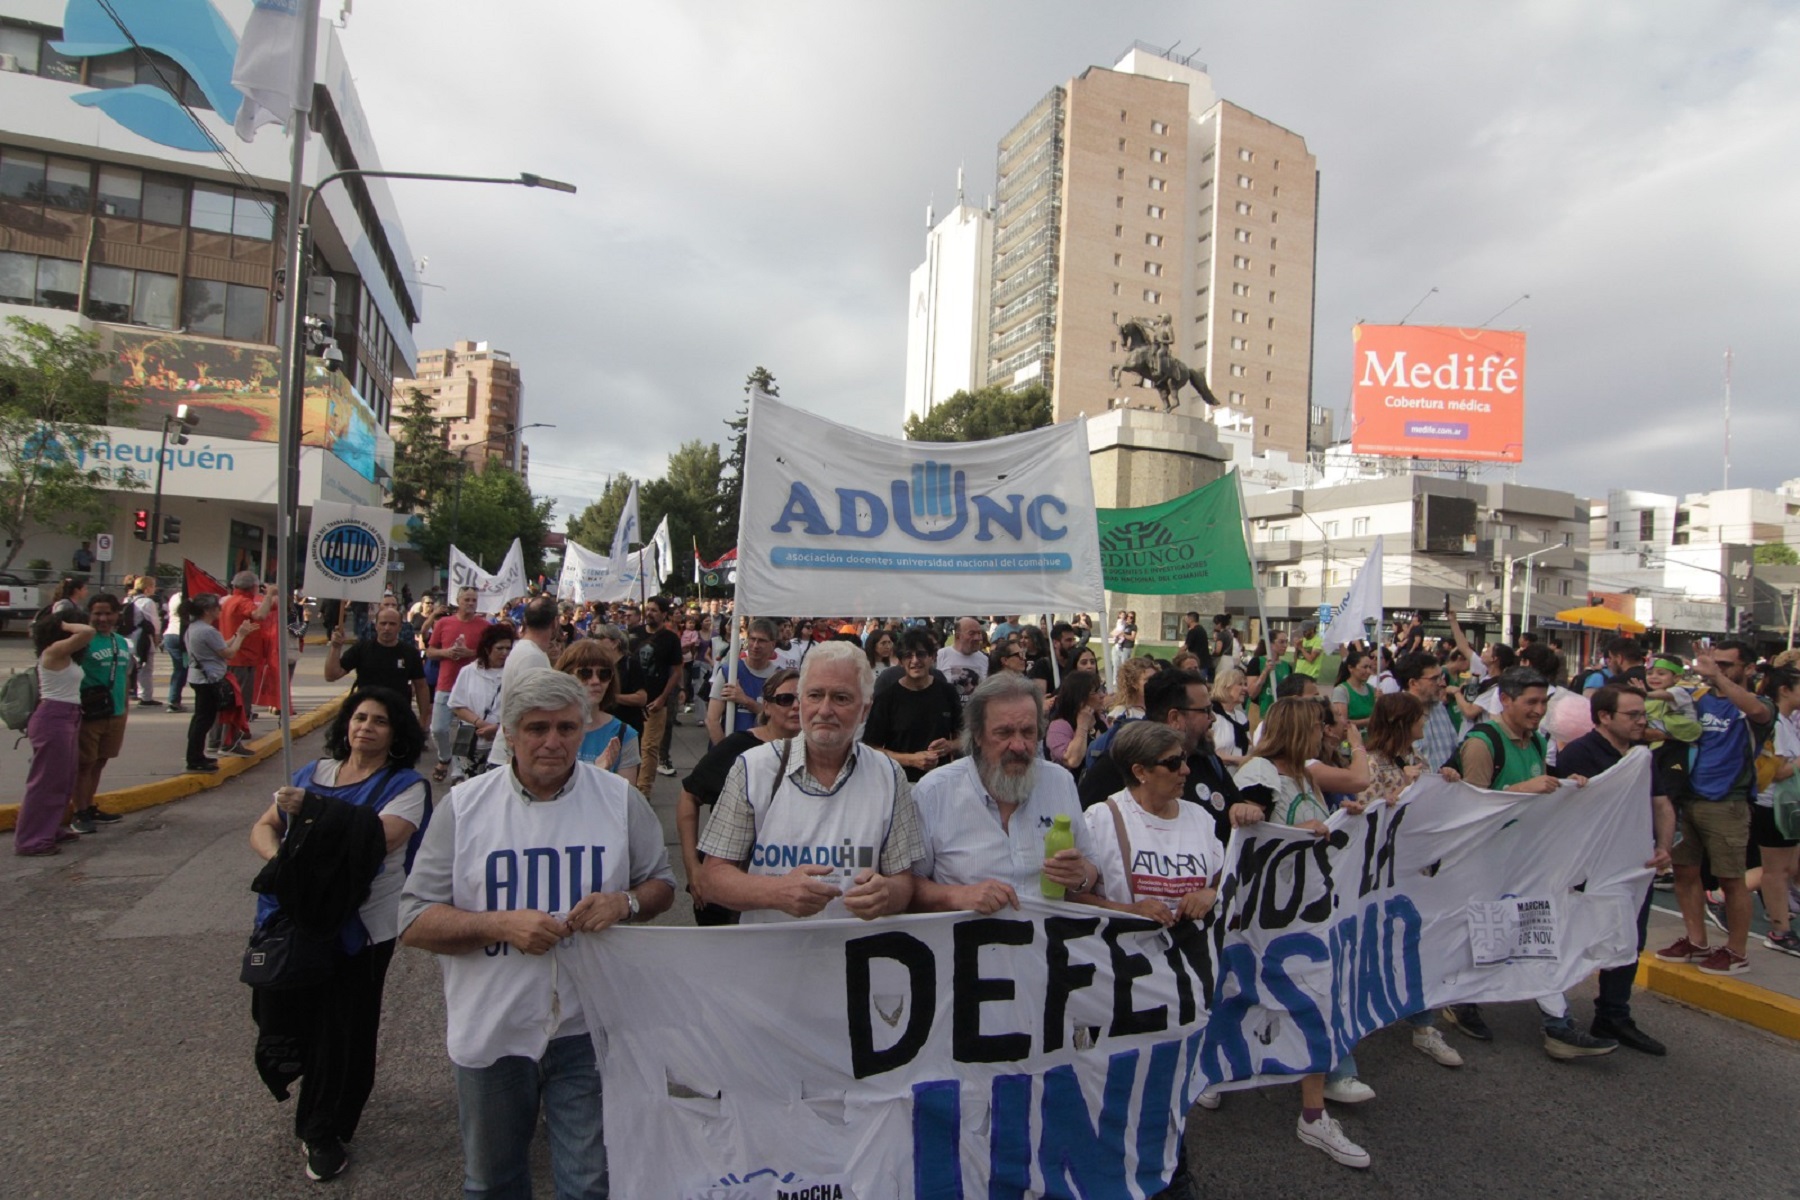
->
[1042, 813, 1076, 899]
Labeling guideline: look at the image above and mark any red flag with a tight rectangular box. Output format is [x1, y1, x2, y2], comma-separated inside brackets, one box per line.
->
[184, 559, 226, 598]
[700, 548, 738, 570]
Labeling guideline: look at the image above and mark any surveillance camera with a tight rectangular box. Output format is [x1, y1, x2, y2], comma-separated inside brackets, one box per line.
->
[322, 344, 345, 373]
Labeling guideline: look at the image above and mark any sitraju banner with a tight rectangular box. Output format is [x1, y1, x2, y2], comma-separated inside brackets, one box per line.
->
[735, 394, 1103, 617]
[1095, 474, 1253, 596]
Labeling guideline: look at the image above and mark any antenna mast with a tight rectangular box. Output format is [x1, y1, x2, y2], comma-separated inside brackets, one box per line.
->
[1723, 346, 1732, 489]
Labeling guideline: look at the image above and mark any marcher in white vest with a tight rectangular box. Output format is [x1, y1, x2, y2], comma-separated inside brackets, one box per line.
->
[698, 641, 924, 922]
[910, 672, 1103, 913]
[399, 670, 674, 1199]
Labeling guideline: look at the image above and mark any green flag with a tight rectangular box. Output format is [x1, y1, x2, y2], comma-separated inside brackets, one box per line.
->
[1096, 473, 1254, 594]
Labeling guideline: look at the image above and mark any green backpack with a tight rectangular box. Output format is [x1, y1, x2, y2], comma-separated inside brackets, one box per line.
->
[0, 668, 39, 732]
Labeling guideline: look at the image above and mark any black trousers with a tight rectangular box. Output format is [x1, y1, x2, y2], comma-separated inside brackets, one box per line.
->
[186, 681, 220, 767]
[252, 939, 396, 1145]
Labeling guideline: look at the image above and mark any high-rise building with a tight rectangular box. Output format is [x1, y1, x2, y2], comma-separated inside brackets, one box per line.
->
[984, 44, 1318, 457]
[902, 183, 992, 426]
[395, 339, 527, 470]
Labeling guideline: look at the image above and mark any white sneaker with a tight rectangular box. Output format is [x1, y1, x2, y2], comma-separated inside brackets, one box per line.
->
[1298, 1113, 1370, 1169]
[1412, 1026, 1464, 1068]
[1322, 1076, 1376, 1104]
[1193, 1087, 1222, 1111]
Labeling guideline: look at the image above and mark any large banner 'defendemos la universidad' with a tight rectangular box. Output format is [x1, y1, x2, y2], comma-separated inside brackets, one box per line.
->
[1349, 324, 1526, 463]
[735, 394, 1103, 616]
[561, 753, 1651, 1199]
[1096, 473, 1254, 595]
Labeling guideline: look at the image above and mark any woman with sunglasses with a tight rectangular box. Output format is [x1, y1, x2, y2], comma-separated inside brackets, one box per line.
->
[676, 667, 802, 925]
[1227, 695, 1374, 1170]
[556, 639, 640, 778]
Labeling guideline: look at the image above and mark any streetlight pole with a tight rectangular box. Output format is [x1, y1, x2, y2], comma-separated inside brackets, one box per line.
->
[1500, 545, 1561, 643]
[143, 404, 198, 576]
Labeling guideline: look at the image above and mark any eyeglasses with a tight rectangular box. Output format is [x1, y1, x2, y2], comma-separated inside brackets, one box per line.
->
[573, 666, 613, 681]
[902, 650, 934, 661]
[1614, 709, 1649, 721]
[1150, 754, 1187, 773]
[764, 692, 799, 707]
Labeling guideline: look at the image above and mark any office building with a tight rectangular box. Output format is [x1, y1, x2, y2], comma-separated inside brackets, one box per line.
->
[902, 186, 992, 425]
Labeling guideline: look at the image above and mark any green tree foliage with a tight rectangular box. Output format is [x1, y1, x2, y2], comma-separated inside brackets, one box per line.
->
[413, 463, 553, 578]
[1754, 542, 1799, 566]
[719, 366, 777, 551]
[563, 440, 730, 594]
[903, 383, 1051, 442]
[0, 317, 144, 568]
[565, 474, 636, 554]
[388, 387, 458, 513]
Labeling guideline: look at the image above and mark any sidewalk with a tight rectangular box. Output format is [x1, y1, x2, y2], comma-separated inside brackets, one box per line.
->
[1637, 901, 1800, 1041]
[0, 634, 346, 828]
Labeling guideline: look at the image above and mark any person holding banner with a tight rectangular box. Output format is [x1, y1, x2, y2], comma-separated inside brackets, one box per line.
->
[1083, 721, 1223, 926]
[707, 618, 780, 743]
[697, 642, 923, 922]
[910, 673, 1100, 913]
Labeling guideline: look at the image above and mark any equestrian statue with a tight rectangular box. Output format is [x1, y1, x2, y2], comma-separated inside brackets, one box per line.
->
[1111, 314, 1220, 412]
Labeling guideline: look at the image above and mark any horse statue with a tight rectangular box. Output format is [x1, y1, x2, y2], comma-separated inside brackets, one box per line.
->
[1112, 314, 1220, 412]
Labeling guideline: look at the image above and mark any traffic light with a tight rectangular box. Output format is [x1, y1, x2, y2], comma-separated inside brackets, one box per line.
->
[133, 509, 149, 540]
[1737, 607, 1757, 641]
[160, 515, 181, 544]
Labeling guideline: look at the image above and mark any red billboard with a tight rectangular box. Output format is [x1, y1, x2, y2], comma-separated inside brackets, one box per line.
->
[1349, 325, 1526, 463]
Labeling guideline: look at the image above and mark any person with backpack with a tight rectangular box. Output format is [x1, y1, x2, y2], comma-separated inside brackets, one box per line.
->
[1441, 667, 1618, 1060]
[123, 576, 165, 708]
[13, 609, 95, 856]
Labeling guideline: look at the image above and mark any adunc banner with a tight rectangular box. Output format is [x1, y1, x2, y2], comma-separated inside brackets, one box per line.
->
[1095, 473, 1253, 596]
[561, 753, 1649, 1199]
[448, 539, 524, 614]
[736, 394, 1103, 617]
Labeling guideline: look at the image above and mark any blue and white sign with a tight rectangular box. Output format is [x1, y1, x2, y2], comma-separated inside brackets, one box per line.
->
[302, 501, 391, 602]
[736, 394, 1103, 616]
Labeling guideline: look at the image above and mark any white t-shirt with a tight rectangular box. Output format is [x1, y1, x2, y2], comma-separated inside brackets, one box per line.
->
[935, 647, 989, 705]
[1083, 790, 1225, 913]
[308, 759, 429, 944]
[1762, 711, 1800, 810]
[1232, 756, 1328, 826]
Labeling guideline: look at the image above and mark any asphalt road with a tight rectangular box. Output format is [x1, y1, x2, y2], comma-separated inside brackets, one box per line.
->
[4, 716, 1799, 1199]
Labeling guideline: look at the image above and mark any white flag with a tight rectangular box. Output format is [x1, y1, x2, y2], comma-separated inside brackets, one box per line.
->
[648, 516, 674, 589]
[609, 481, 641, 568]
[1320, 535, 1385, 650]
[230, 0, 314, 143]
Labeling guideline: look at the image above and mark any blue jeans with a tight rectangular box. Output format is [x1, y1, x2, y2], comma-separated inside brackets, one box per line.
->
[454, 1034, 607, 1200]
[163, 632, 188, 706]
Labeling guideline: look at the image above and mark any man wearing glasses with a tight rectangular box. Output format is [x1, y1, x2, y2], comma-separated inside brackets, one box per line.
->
[707, 617, 781, 744]
[1393, 651, 1459, 770]
[1551, 684, 1677, 1055]
[863, 628, 963, 782]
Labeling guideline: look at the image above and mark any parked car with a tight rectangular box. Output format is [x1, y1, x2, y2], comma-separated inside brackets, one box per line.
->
[0, 572, 44, 629]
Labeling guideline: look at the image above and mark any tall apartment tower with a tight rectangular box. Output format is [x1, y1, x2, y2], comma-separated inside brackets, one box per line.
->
[986, 44, 1318, 457]
[393, 339, 527, 469]
[903, 183, 994, 425]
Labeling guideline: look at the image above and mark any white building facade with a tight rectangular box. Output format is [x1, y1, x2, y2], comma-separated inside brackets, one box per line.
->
[902, 197, 993, 426]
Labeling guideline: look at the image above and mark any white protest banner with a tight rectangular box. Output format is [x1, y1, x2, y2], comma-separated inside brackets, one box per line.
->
[448, 539, 524, 614]
[736, 393, 1103, 617]
[610, 480, 641, 566]
[590, 546, 652, 603]
[301, 501, 391, 602]
[563, 902, 1202, 1200]
[557, 538, 615, 603]
[1319, 535, 1384, 651]
[1202, 750, 1651, 1089]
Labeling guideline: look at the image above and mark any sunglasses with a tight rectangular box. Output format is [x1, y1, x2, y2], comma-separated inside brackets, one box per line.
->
[764, 692, 800, 707]
[902, 650, 934, 661]
[1150, 754, 1187, 773]
[573, 666, 613, 681]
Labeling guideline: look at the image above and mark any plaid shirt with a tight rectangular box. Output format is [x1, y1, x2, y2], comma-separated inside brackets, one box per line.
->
[1416, 702, 1459, 771]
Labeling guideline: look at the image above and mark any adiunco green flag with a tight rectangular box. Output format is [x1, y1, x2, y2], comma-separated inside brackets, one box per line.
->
[1096, 473, 1254, 594]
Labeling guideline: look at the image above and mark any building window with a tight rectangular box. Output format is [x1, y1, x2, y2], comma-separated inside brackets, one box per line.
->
[1236, 201, 1252, 215]
[1113, 253, 1123, 266]
[1143, 289, 1161, 303]
[1232, 282, 1249, 296]
[182, 280, 269, 343]
[1639, 510, 1655, 541]
[1238, 147, 1254, 162]
[1235, 228, 1252, 243]
[1272, 185, 1281, 198]
[1269, 290, 1278, 302]
[1115, 225, 1123, 237]
[84, 265, 177, 329]
[1150, 120, 1168, 135]
[1230, 390, 1245, 403]
[1324, 521, 1340, 538]
[1237, 174, 1253, 188]
[0, 251, 80, 311]
[1111, 282, 1120, 295]
[1147, 204, 1164, 219]
[0, 21, 80, 79]
[1144, 261, 1162, 276]
[1270, 211, 1279, 224]
[0, 149, 91, 209]
[1230, 364, 1246, 377]
[1270, 236, 1279, 250]
[1116, 196, 1124, 208]
[1145, 232, 1163, 247]
[1116, 167, 1125, 180]
[1232, 310, 1248, 324]
[1231, 337, 1247, 350]
[1118, 138, 1127, 151]
[1150, 148, 1167, 163]
[1352, 517, 1370, 536]
[1149, 176, 1167, 191]
[1559, 579, 1573, 596]
[1233, 255, 1250, 269]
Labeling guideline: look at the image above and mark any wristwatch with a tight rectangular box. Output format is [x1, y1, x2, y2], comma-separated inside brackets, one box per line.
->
[623, 890, 641, 922]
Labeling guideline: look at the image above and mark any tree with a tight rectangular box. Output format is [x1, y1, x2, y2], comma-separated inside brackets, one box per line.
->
[413, 462, 553, 578]
[388, 387, 458, 513]
[565, 474, 637, 553]
[645, 439, 728, 590]
[0, 317, 144, 569]
[903, 383, 1051, 442]
[719, 366, 777, 552]
[1754, 542, 1798, 566]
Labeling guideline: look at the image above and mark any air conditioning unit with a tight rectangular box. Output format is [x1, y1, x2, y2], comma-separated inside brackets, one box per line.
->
[306, 276, 336, 322]
[0, 53, 22, 73]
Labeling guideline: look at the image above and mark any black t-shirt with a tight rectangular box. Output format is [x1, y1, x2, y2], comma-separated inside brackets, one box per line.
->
[1079, 745, 1245, 843]
[612, 652, 648, 734]
[1552, 730, 1679, 797]
[683, 729, 764, 808]
[862, 677, 963, 781]
[632, 624, 684, 701]
[339, 638, 424, 697]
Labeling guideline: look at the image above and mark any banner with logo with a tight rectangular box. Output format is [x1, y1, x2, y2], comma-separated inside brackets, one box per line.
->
[449, 539, 524, 614]
[564, 754, 1649, 1198]
[301, 501, 391, 602]
[557, 538, 615, 603]
[736, 394, 1102, 617]
[1095, 474, 1253, 595]
[1349, 324, 1527, 463]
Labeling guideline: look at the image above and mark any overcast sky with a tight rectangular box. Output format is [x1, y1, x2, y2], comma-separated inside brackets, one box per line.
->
[337, 1, 1799, 525]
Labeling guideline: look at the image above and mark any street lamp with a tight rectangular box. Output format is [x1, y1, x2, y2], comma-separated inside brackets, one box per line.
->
[1500, 544, 1562, 643]
[143, 403, 198, 575]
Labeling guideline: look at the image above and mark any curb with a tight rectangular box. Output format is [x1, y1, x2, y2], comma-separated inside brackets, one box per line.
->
[0, 693, 348, 833]
[1635, 953, 1800, 1041]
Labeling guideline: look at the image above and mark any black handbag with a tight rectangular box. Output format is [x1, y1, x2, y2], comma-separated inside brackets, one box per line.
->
[79, 685, 112, 719]
[239, 910, 341, 990]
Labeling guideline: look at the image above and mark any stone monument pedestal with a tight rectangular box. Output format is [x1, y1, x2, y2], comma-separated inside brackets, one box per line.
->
[1086, 406, 1237, 648]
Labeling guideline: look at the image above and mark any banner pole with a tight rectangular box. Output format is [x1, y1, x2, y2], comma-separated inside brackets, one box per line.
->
[723, 614, 742, 735]
[1233, 468, 1277, 705]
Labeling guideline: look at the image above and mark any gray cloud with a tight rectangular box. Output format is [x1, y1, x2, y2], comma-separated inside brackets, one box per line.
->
[340, 1, 1800, 523]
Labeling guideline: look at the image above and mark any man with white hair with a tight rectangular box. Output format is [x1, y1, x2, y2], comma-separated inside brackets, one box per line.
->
[910, 673, 1102, 913]
[698, 641, 923, 921]
[400, 670, 675, 1197]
